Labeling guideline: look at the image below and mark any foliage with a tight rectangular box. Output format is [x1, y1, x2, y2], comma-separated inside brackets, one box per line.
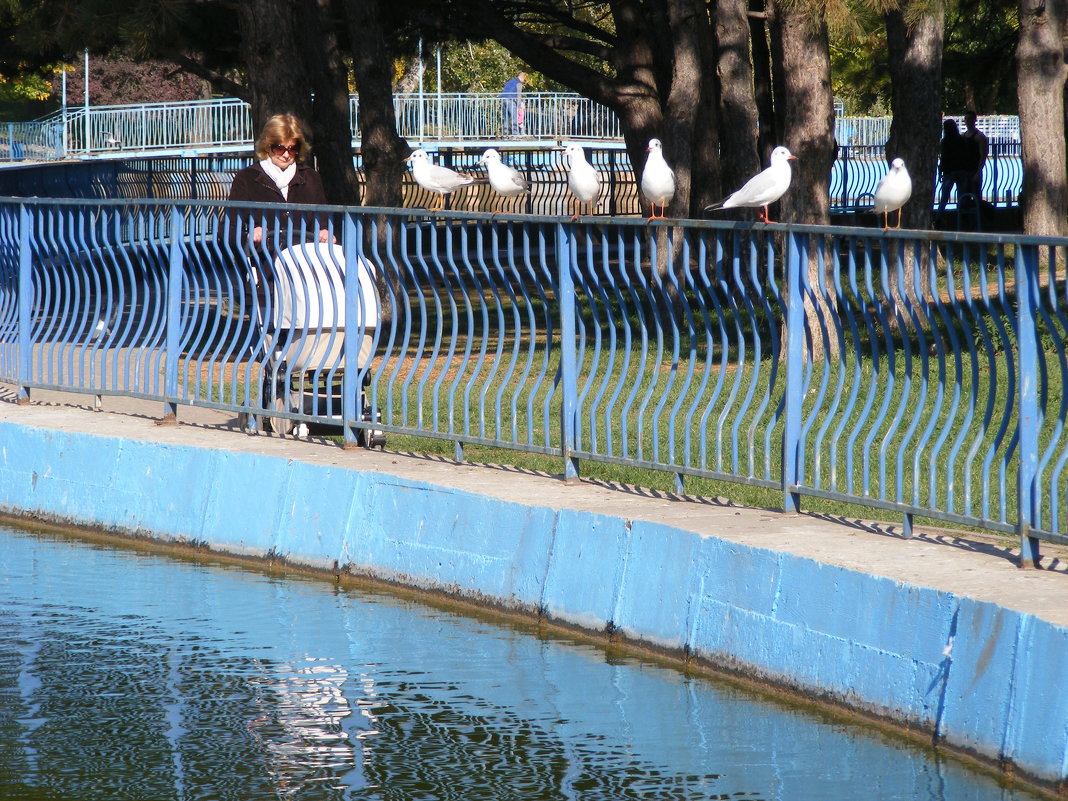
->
[829, 13, 890, 116]
[828, 0, 1020, 116]
[942, 0, 1018, 113]
[0, 69, 53, 102]
[406, 39, 567, 94]
[51, 56, 208, 106]
[422, 41, 527, 93]
[0, 0, 241, 97]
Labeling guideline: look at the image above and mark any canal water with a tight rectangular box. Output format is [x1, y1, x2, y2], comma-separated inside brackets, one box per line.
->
[0, 523, 1043, 801]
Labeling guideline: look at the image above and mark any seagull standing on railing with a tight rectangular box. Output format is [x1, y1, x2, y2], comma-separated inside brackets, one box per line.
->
[872, 157, 912, 230]
[405, 149, 475, 211]
[102, 131, 121, 148]
[478, 148, 530, 214]
[704, 145, 796, 223]
[562, 143, 601, 220]
[641, 138, 675, 220]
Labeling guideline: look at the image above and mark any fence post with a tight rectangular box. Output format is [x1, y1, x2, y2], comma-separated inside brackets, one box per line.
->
[607, 150, 618, 217]
[162, 204, 184, 423]
[16, 205, 32, 404]
[841, 144, 851, 208]
[782, 229, 806, 513]
[341, 211, 360, 449]
[557, 222, 579, 482]
[1016, 242, 1041, 568]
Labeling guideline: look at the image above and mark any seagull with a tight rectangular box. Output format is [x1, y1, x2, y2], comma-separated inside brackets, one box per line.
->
[704, 146, 797, 223]
[102, 131, 121, 148]
[641, 138, 675, 220]
[405, 149, 475, 211]
[872, 157, 912, 229]
[562, 143, 601, 220]
[478, 148, 529, 214]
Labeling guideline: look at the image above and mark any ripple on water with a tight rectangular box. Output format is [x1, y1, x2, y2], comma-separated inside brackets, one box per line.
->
[0, 525, 1047, 801]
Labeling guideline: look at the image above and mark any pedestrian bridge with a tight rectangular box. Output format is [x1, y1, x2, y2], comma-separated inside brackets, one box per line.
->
[4, 94, 624, 161]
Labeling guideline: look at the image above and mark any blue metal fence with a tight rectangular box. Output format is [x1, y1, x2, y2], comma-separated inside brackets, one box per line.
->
[1, 197, 1065, 562]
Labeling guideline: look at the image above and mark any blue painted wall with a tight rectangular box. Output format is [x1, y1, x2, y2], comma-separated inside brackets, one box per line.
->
[1, 420, 1065, 789]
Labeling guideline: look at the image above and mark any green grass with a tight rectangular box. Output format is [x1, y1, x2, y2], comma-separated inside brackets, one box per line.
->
[180, 233, 1068, 545]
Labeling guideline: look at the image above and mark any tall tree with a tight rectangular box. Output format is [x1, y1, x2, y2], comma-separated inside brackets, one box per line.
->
[771, 0, 835, 224]
[714, 0, 763, 193]
[1016, 0, 1067, 236]
[301, 0, 361, 205]
[342, 0, 408, 208]
[884, 0, 945, 231]
[235, 0, 359, 204]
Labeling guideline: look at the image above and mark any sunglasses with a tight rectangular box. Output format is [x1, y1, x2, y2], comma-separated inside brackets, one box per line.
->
[270, 143, 300, 156]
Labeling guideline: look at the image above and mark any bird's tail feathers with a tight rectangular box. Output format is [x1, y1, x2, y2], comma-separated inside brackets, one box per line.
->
[703, 200, 725, 213]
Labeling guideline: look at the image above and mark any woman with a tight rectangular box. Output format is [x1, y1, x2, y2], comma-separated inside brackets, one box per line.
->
[228, 114, 337, 433]
[228, 113, 332, 244]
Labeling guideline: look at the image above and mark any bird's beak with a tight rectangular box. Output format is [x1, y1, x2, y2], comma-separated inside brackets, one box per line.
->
[789, 155, 798, 160]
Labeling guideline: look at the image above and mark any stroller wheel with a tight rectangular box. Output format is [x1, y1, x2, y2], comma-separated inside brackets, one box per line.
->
[358, 404, 386, 449]
[267, 391, 298, 436]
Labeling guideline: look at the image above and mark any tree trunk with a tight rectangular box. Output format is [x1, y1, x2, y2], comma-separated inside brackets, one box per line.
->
[342, 0, 408, 209]
[1017, 0, 1068, 236]
[714, 0, 762, 195]
[236, 0, 313, 129]
[395, 44, 428, 95]
[299, 0, 360, 205]
[236, 0, 359, 205]
[885, 2, 944, 232]
[770, 1, 835, 362]
[770, 1, 833, 225]
[661, 0, 721, 216]
[749, 0, 777, 160]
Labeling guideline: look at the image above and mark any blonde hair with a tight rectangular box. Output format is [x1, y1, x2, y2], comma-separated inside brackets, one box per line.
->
[254, 114, 310, 162]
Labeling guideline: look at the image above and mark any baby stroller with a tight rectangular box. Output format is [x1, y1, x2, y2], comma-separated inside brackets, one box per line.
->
[259, 241, 385, 447]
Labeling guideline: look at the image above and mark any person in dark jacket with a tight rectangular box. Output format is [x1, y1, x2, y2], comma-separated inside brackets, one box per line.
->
[227, 113, 331, 245]
[935, 119, 972, 224]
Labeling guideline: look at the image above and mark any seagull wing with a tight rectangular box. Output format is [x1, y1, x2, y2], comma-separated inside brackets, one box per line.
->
[873, 169, 911, 213]
[724, 165, 789, 209]
[426, 163, 471, 191]
[505, 166, 529, 193]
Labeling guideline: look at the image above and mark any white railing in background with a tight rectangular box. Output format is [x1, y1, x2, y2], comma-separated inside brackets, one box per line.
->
[0, 93, 1024, 162]
[836, 115, 1020, 146]
[381, 92, 622, 143]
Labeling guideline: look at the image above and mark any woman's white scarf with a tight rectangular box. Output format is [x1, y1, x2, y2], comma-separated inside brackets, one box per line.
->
[259, 158, 296, 200]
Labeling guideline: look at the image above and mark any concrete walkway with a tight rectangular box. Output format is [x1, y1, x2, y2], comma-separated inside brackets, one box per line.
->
[4, 385, 1067, 630]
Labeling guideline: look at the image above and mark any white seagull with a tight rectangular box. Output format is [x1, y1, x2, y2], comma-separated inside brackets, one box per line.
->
[640, 138, 675, 220]
[873, 157, 912, 229]
[405, 149, 475, 211]
[562, 143, 601, 220]
[705, 146, 797, 223]
[478, 148, 530, 214]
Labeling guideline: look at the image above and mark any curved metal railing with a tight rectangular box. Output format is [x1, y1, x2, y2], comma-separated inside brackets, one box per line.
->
[1, 197, 1064, 562]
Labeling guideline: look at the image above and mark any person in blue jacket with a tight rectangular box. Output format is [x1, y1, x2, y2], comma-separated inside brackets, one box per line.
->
[500, 72, 527, 137]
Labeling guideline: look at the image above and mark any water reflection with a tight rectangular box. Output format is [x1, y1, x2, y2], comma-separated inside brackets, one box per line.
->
[0, 525, 1039, 801]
